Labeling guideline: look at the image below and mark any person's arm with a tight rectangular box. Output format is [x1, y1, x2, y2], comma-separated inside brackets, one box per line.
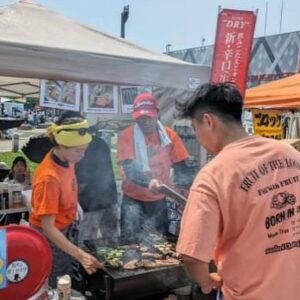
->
[182, 255, 222, 294]
[121, 159, 154, 188]
[177, 171, 222, 292]
[41, 215, 102, 274]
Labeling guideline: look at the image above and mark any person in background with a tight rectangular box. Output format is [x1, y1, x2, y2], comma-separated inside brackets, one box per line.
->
[4, 156, 31, 224]
[7, 156, 31, 189]
[33, 112, 38, 127]
[76, 132, 118, 244]
[117, 93, 191, 242]
[29, 112, 102, 288]
[176, 82, 300, 300]
[27, 111, 34, 125]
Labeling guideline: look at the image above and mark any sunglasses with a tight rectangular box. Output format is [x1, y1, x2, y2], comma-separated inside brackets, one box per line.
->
[57, 127, 96, 136]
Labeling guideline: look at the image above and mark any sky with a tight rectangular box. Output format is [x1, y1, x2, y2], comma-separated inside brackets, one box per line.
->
[1, 0, 300, 52]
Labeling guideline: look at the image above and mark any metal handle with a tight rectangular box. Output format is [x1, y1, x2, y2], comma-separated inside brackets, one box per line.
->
[104, 274, 112, 300]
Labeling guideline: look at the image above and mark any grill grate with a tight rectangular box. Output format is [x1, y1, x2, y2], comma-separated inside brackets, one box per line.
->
[84, 227, 181, 279]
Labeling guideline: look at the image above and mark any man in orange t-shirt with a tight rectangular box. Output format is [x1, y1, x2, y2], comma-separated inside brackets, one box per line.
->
[30, 112, 101, 288]
[117, 93, 191, 241]
[176, 82, 300, 300]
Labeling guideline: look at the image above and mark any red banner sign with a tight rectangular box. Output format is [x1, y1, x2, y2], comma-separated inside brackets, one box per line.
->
[210, 9, 257, 96]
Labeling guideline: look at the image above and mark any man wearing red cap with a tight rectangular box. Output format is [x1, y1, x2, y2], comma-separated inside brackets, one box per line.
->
[117, 93, 191, 241]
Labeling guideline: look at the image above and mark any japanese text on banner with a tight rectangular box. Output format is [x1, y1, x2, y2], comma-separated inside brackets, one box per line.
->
[253, 109, 283, 140]
[211, 9, 256, 97]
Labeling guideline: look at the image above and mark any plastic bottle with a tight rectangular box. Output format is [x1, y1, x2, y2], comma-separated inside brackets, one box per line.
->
[9, 184, 23, 208]
[57, 275, 71, 300]
[0, 183, 9, 210]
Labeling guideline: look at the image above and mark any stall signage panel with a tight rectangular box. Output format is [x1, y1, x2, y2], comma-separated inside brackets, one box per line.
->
[40, 80, 81, 111]
[0, 229, 7, 289]
[120, 86, 153, 113]
[211, 9, 256, 97]
[83, 84, 119, 114]
[253, 109, 283, 140]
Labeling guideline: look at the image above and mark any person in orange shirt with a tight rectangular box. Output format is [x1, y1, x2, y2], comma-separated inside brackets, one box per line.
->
[117, 93, 191, 242]
[176, 82, 300, 300]
[30, 112, 101, 288]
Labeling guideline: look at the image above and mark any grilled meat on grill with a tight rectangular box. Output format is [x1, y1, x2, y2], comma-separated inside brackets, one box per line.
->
[142, 259, 159, 269]
[142, 252, 163, 259]
[154, 258, 181, 267]
[123, 259, 144, 270]
[123, 256, 181, 270]
[94, 239, 181, 270]
[142, 258, 181, 268]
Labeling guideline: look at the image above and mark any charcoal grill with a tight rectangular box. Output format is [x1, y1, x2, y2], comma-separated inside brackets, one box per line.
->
[84, 234, 191, 300]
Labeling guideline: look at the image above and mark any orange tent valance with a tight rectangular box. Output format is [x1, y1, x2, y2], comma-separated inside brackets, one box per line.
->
[244, 73, 300, 109]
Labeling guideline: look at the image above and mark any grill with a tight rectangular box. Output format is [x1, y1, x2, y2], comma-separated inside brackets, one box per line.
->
[84, 232, 191, 300]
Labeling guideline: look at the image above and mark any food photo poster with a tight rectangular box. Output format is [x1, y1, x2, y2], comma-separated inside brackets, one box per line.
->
[39, 80, 80, 111]
[83, 84, 118, 114]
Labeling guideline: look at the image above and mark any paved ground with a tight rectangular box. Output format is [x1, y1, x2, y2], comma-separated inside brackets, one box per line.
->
[0, 128, 46, 152]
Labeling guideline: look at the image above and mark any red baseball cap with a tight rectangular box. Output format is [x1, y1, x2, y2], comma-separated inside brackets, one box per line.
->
[132, 93, 158, 119]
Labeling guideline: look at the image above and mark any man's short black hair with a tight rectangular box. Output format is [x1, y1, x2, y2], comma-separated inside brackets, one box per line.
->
[176, 82, 243, 123]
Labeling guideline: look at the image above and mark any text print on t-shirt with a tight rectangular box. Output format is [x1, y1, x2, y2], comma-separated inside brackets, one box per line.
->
[238, 157, 300, 254]
[239, 158, 300, 193]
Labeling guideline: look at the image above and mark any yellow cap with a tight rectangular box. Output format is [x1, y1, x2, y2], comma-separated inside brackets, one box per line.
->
[50, 120, 92, 147]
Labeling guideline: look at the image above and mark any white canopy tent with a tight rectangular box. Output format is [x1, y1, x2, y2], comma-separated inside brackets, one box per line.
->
[0, 0, 210, 92]
[0, 77, 39, 98]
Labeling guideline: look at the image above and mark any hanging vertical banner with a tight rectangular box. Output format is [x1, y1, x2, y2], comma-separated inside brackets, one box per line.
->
[210, 9, 257, 96]
[252, 109, 283, 140]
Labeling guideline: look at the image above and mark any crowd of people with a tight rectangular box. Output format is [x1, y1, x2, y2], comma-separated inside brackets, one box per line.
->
[22, 109, 59, 127]
[1, 85, 299, 300]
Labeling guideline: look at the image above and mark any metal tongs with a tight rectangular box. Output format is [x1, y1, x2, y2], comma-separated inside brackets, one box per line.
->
[159, 184, 187, 208]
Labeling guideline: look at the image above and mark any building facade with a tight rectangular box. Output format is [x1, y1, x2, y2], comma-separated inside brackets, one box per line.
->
[168, 31, 300, 88]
